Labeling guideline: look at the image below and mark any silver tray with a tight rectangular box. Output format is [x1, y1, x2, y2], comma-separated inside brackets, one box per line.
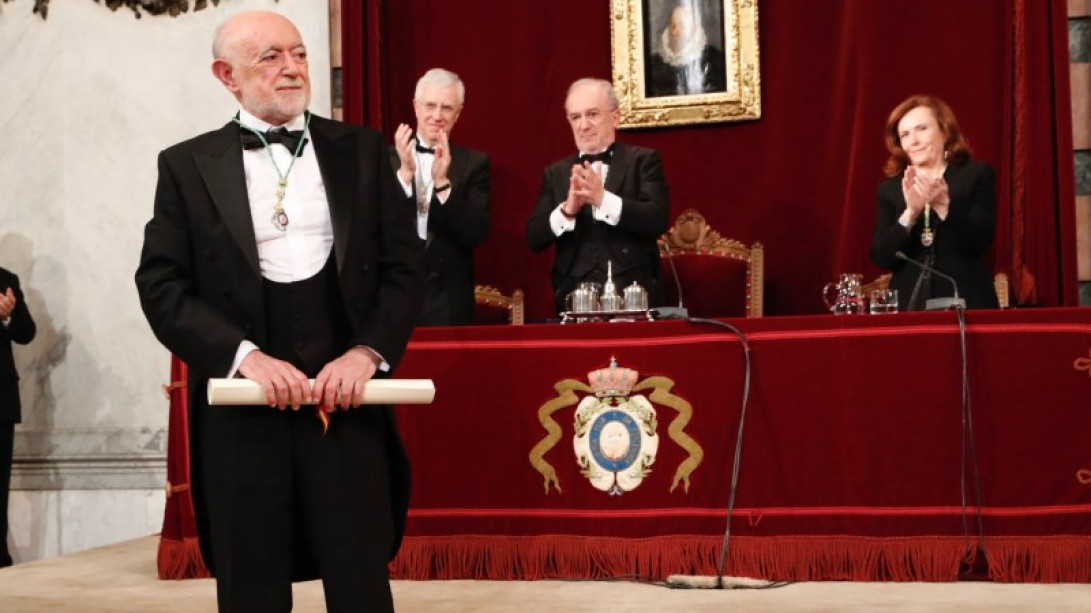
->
[559, 309, 655, 324]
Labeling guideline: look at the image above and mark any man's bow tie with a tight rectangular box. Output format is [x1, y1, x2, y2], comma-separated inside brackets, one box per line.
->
[415, 141, 435, 155]
[578, 145, 615, 165]
[240, 126, 309, 153]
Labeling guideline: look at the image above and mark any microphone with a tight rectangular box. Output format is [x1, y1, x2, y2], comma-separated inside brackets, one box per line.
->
[895, 251, 965, 311]
[654, 242, 689, 319]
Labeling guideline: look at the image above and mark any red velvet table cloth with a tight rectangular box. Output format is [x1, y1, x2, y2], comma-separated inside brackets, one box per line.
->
[389, 308, 1091, 582]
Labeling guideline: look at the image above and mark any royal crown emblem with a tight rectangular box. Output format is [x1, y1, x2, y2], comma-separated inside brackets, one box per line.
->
[574, 359, 659, 495]
[529, 357, 704, 496]
[588, 359, 639, 397]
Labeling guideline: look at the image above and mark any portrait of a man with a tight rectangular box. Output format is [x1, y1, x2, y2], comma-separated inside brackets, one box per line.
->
[644, 0, 727, 98]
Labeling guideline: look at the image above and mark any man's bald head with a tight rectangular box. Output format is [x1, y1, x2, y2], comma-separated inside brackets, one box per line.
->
[210, 11, 310, 126]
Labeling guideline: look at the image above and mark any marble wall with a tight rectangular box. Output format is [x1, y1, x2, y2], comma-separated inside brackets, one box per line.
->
[1072, 1, 1091, 304]
[0, 0, 330, 563]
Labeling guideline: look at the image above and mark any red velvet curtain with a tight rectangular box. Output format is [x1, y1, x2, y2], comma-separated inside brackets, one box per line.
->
[341, 0, 1077, 320]
[340, 0, 385, 129]
[1004, 0, 1077, 306]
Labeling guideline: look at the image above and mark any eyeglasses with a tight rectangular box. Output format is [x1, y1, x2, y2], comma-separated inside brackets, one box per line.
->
[416, 101, 460, 117]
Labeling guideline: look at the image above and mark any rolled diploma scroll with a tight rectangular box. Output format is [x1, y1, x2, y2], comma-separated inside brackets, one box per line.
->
[207, 378, 435, 406]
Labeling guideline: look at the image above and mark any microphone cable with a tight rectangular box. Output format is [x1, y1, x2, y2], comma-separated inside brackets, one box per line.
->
[955, 305, 987, 568]
[675, 316, 754, 588]
[889, 250, 985, 568]
[676, 306, 983, 583]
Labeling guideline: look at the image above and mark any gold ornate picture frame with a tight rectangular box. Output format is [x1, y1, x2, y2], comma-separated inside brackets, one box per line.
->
[611, 0, 761, 129]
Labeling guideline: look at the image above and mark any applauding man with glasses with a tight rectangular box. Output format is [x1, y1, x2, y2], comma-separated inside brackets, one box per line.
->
[393, 68, 492, 326]
[526, 78, 670, 315]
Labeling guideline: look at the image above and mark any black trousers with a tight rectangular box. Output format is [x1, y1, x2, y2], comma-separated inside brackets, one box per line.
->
[199, 404, 395, 613]
[197, 259, 396, 612]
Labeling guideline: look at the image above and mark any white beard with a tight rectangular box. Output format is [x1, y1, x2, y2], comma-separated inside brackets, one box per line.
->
[242, 89, 308, 126]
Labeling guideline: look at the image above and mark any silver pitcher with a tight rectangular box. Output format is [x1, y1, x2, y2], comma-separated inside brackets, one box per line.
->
[623, 282, 648, 311]
[566, 283, 601, 313]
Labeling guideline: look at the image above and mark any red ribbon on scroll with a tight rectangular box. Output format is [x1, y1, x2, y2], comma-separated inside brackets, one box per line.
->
[156, 355, 210, 580]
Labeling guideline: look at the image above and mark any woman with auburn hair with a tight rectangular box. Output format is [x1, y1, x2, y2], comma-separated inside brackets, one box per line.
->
[870, 95, 1000, 310]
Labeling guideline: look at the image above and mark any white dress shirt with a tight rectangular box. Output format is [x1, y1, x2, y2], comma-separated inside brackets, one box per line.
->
[396, 133, 451, 240]
[238, 109, 333, 283]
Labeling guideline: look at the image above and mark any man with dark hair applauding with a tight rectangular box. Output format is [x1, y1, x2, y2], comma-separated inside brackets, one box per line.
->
[526, 78, 670, 315]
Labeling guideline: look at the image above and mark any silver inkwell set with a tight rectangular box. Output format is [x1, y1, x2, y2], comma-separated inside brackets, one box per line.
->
[559, 261, 655, 324]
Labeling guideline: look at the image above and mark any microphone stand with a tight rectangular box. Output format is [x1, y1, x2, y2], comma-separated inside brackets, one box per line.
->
[654, 243, 689, 320]
[895, 251, 966, 311]
[905, 252, 933, 312]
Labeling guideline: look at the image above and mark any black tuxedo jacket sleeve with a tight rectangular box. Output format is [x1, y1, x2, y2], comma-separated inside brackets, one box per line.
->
[136, 115, 426, 378]
[870, 161, 999, 309]
[525, 142, 669, 285]
[0, 267, 36, 423]
[388, 144, 491, 323]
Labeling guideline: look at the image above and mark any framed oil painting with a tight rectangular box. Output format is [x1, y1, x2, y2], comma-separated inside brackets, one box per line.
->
[610, 0, 761, 128]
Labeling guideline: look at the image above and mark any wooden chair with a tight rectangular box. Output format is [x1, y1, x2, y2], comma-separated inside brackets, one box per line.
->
[657, 208, 764, 318]
[863, 272, 1010, 308]
[861, 273, 893, 299]
[993, 272, 1010, 309]
[474, 285, 525, 325]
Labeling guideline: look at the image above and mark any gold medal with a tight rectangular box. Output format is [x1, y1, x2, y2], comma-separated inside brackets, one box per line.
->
[271, 180, 290, 231]
[272, 209, 289, 231]
[920, 202, 933, 247]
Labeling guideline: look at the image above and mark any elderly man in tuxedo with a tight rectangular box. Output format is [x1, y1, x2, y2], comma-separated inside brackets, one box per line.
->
[526, 78, 670, 315]
[0, 266, 35, 568]
[135, 11, 423, 613]
[391, 68, 491, 326]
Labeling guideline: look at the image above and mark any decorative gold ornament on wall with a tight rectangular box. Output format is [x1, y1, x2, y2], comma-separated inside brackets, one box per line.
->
[1, 0, 224, 20]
